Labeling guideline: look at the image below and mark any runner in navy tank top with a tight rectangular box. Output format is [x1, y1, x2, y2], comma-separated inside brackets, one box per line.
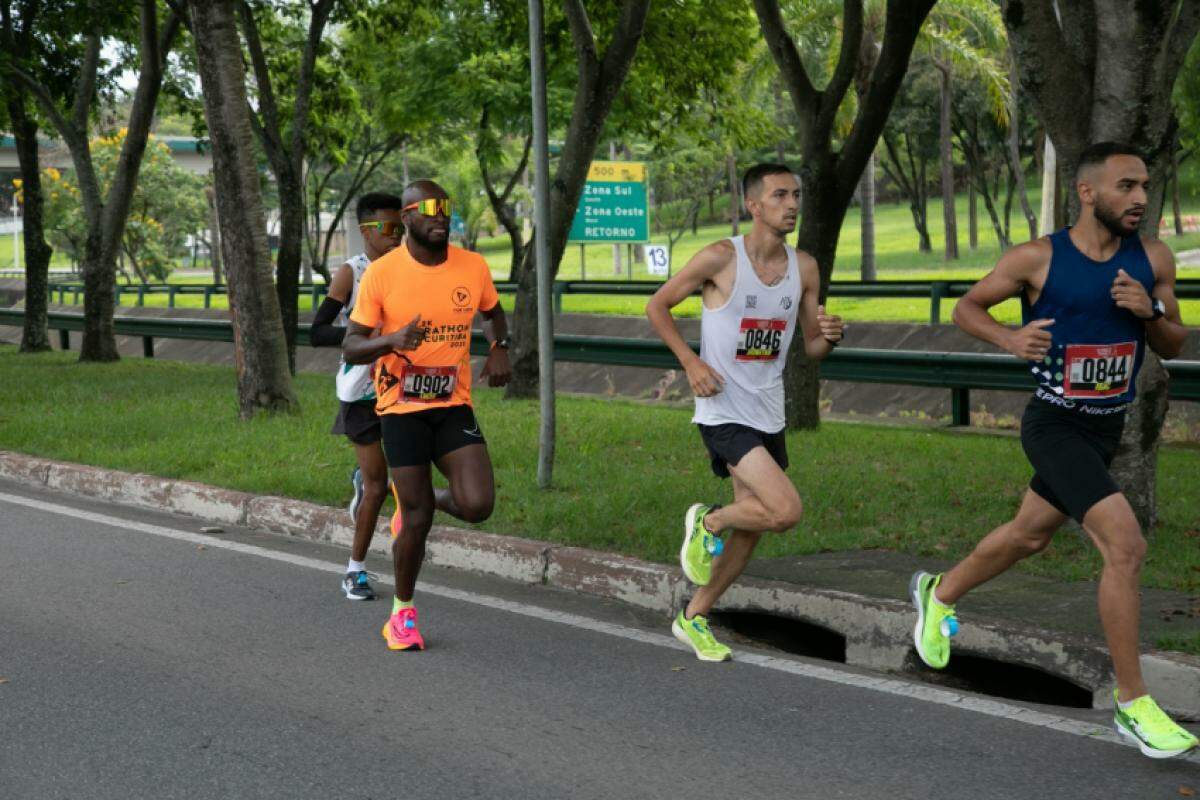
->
[910, 143, 1195, 758]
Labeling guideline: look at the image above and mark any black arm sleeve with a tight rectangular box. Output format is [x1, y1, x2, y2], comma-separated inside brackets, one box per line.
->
[310, 296, 347, 347]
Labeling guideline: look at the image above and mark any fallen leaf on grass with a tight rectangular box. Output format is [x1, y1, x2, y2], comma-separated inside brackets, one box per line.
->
[1178, 786, 1194, 797]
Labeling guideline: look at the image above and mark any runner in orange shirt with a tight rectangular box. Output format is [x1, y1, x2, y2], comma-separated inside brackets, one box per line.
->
[343, 180, 511, 651]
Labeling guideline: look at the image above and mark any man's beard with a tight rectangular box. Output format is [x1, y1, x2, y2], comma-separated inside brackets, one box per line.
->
[1093, 199, 1138, 238]
[408, 226, 447, 250]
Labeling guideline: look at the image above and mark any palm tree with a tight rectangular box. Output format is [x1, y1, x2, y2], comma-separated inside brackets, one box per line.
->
[919, 0, 1009, 261]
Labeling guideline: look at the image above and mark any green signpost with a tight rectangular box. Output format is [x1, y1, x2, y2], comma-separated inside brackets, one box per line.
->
[567, 161, 649, 243]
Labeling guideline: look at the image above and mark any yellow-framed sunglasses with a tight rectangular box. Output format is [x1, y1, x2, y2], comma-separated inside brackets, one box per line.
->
[403, 198, 453, 217]
[359, 220, 404, 237]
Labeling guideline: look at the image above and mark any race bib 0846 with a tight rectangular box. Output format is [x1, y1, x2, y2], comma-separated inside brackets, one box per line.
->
[736, 318, 786, 361]
[1063, 342, 1135, 399]
[401, 365, 457, 403]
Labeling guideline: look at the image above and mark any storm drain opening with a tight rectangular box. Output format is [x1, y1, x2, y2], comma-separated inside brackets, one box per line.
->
[708, 611, 847, 663]
[911, 651, 1093, 709]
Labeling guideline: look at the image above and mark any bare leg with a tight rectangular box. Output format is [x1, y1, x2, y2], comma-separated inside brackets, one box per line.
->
[350, 441, 388, 562]
[687, 448, 801, 617]
[936, 489, 1065, 604]
[389, 464, 435, 602]
[433, 443, 495, 524]
[1081, 493, 1149, 702]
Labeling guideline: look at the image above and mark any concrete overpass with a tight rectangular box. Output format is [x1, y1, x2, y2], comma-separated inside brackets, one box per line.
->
[0, 135, 212, 175]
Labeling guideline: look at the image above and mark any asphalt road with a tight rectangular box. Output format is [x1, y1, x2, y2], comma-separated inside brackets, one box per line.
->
[1, 479, 1197, 800]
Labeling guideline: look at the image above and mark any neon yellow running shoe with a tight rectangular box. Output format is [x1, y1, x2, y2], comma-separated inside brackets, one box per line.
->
[672, 611, 732, 662]
[1114, 691, 1199, 759]
[910, 571, 958, 669]
[681, 503, 723, 585]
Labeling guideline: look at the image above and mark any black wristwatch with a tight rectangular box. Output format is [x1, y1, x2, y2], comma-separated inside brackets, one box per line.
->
[491, 337, 510, 350]
[1147, 298, 1166, 321]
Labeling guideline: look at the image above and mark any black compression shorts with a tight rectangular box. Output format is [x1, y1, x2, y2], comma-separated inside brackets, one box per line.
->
[1020, 396, 1126, 523]
[380, 405, 486, 468]
[697, 422, 788, 479]
[331, 400, 381, 445]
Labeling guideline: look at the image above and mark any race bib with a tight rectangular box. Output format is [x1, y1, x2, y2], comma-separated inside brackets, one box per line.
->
[736, 318, 786, 361]
[1063, 342, 1135, 399]
[401, 365, 457, 403]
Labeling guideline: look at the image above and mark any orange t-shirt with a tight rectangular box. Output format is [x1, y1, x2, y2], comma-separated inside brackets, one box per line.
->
[350, 243, 499, 416]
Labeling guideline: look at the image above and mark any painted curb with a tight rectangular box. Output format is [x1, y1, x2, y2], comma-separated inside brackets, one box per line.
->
[3, 449, 1198, 718]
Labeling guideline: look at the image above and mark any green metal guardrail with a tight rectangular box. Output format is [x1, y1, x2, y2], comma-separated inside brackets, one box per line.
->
[47, 278, 1200, 324]
[4, 308, 1198, 426]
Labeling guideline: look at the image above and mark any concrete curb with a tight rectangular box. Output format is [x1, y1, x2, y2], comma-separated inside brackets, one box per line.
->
[4, 449, 1198, 718]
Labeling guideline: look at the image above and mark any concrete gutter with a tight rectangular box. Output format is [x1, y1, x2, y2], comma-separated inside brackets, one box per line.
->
[3, 449, 1198, 719]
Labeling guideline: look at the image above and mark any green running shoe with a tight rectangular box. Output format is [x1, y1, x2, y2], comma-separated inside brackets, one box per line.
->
[681, 503, 722, 585]
[910, 571, 957, 669]
[672, 611, 732, 662]
[1114, 691, 1199, 759]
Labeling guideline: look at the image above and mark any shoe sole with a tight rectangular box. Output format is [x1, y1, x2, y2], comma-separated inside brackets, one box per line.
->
[680, 504, 709, 586]
[909, 570, 945, 670]
[342, 586, 374, 601]
[671, 619, 731, 662]
[1115, 719, 1198, 759]
[380, 622, 423, 651]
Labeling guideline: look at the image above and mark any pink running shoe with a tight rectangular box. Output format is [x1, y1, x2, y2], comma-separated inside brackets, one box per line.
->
[381, 607, 424, 651]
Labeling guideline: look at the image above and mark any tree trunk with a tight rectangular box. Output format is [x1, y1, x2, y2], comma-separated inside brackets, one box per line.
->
[5, 93, 52, 352]
[190, 0, 297, 417]
[206, 185, 223, 283]
[1172, 135, 1183, 236]
[1038, 135, 1056, 235]
[859, 153, 876, 280]
[727, 151, 740, 236]
[937, 62, 958, 260]
[1007, 56, 1037, 240]
[273, 174, 304, 372]
[968, 178, 978, 250]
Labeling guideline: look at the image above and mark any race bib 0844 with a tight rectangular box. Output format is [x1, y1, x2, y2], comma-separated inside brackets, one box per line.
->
[1063, 342, 1135, 399]
[401, 365, 457, 403]
[736, 318, 786, 361]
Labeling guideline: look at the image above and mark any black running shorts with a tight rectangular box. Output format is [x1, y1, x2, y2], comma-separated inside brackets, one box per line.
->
[1020, 397, 1126, 523]
[697, 422, 788, 479]
[381, 404, 486, 468]
[331, 400, 382, 445]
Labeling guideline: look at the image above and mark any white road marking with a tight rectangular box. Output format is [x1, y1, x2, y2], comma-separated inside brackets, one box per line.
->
[2, 489, 1192, 761]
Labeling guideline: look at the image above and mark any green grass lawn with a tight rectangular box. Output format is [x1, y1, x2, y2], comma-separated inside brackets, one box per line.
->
[2, 349, 1198, 601]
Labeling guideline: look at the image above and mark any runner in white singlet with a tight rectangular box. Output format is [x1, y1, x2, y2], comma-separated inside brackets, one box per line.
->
[646, 164, 845, 661]
[310, 192, 405, 601]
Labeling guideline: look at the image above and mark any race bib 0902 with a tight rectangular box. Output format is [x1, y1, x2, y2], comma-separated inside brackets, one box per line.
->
[1063, 342, 1135, 399]
[736, 318, 786, 361]
[401, 365, 457, 403]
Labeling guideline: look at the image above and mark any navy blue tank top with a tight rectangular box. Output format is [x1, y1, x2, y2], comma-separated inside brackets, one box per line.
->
[1020, 228, 1155, 409]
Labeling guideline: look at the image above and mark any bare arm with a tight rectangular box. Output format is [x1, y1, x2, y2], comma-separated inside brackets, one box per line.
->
[342, 316, 424, 365]
[795, 254, 844, 360]
[1131, 240, 1189, 360]
[645, 241, 732, 397]
[952, 239, 1055, 359]
[477, 302, 511, 386]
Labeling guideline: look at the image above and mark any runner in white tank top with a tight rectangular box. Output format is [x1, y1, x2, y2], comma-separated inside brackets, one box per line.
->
[646, 164, 845, 662]
[310, 192, 405, 601]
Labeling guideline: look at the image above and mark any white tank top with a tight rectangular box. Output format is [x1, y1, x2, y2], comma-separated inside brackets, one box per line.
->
[334, 253, 375, 403]
[692, 236, 801, 433]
